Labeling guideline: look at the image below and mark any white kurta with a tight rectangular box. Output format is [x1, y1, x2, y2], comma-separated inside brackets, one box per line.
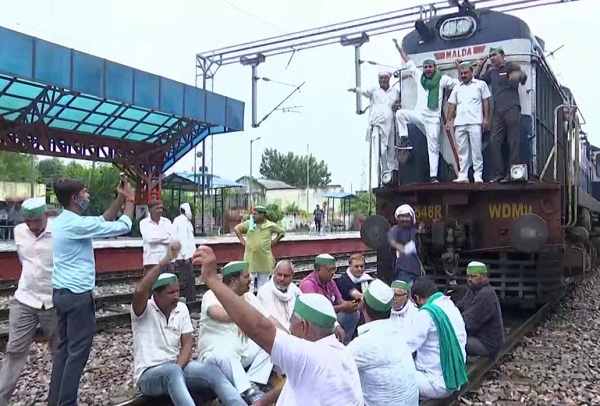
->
[396, 60, 459, 178]
[347, 319, 419, 406]
[13, 220, 54, 309]
[448, 79, 492, 181]
[139, 216, 175, 266]
[172, 214, 196, 260]
[257, 279, 301, 331]
[356, 85, 400, 182]
[405, 295, 467, 399]
[271, 329, 364, 406]
[198, 290, 274, 393]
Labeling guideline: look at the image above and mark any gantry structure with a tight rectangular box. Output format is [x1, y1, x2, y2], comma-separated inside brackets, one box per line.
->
[196, 0, 578, 124]
[0, 26, 244, 204]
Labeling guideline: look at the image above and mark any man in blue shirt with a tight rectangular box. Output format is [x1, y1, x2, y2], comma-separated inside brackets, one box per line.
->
[48, 178, 135, 406]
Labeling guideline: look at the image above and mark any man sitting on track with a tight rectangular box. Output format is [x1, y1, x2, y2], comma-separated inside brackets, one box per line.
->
[198, 261, 276, 404]
[193, 245, 364, 406]
[299, 253, 359, 345]
[406, 277, 468, 400]
[257, 260, 302, 332]
[455, 261, 505, 358]
[131, 242, 245, 406]
[0, 198, 57, 405]
[390, 280, 419, 331]
[347, 279, 419, 406]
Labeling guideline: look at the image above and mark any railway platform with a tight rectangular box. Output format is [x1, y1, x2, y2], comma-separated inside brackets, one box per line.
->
[0, 231, 366, 281]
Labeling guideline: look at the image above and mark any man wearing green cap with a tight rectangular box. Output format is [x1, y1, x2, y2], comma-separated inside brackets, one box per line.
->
[198, 260, 275, 404]
[131, 242, 246, 406]
[347, 279, 419, 405]
[394, 41, 459, 183]
[234, 205, 285, 293]
[474, 46, 528, 183]
[193, 245, 364, 406]
[0, 198, 58, 404]
[406, 277, 467, 399]
[455, 261, 504, 358]
[299, 253, 359, 344]
[391, 280, 419, 330]
[446, 61, 491, 183]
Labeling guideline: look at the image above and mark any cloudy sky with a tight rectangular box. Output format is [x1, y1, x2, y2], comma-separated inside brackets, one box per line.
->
[1, 0, 597, 191]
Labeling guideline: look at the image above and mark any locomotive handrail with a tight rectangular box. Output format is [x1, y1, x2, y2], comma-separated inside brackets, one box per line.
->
[565, 116, 582, 228]
[539, 104, 578, 182]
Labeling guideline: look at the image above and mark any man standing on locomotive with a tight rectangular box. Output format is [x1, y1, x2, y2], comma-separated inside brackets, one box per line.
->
[394, 39, 459, 183]
[474, 46, 527, 183]
[348, 70, 400, 184]
[455, 261, 505, 358]
[446, 61, 492, 183]
[387, 205, 422, 283]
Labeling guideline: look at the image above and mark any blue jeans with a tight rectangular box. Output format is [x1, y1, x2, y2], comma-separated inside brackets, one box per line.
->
[138, 361, 246, 406]
[337, 310, 360, 345]
[48, 289, 96, 406]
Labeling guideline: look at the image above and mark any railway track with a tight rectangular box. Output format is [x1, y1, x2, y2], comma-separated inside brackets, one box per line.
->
[0, 258, 376, 350]
[0, 250, 375, 297]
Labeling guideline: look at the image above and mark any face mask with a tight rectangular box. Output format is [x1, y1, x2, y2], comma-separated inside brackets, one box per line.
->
[75, 197, 89, 212]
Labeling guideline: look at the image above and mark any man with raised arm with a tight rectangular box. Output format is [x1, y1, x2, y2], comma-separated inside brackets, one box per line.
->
[48, 178, 135, 406]
[131, 242, 245, 406]
[348, 70, 400, 184]
[0, 198, 57, 405]
[394, 39, 459, 183]
[193, 246, 364, 406]
[474, 46, 527, 183]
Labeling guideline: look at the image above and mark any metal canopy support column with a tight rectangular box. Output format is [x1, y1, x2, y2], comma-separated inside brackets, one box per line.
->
[341, 33, 369, 115]
[240, 54, 266, 128]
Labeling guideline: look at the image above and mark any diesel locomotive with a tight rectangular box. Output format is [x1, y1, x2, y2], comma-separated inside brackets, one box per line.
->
[361, 5, 600, 307]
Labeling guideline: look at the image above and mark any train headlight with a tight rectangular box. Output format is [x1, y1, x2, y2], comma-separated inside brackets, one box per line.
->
[381, 170, 394, 185]
[510, 164, 528, 182]
[439, 16, 477, 40]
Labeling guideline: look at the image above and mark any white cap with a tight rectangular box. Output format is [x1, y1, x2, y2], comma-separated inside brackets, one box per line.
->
[364, 279, 394, 312]
[395, 204, 415, 222]
[378, 69, 392, 78]
[294, 293, 337, 329]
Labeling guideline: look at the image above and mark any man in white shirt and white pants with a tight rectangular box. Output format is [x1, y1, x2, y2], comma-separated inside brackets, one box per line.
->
[446, 61, 492, 183]
[394, 40, 459, 183]
[172, 203, 197, 303]
[348, 70, 400, 185]
[0, 198, 57, 405]
[139, 199, 175, 274]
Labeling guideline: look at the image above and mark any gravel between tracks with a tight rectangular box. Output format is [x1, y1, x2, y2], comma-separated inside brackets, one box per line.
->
[465, 268, 600, 405]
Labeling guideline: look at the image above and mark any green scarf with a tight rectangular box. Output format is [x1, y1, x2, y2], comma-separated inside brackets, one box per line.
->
[419, 291, 468, 391]
[420, 71, 443, 110]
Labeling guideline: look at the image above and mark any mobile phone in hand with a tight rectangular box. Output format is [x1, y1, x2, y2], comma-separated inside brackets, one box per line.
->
[119, 172, 126, 188]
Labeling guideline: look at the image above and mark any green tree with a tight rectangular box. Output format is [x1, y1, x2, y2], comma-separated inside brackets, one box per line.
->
[265, 203, 284, 223]
[351, 191, 375, 216]
[284, 202, 302, 215]
[37, 158, 64, 185]
[259, 148, 331, 188]
[0, 152, 35, 182]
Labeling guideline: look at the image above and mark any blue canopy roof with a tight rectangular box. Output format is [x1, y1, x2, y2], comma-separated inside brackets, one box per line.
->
[0, 27, 245, 171]
[324, 192, 356, 199]
[163, 171, 244, 191]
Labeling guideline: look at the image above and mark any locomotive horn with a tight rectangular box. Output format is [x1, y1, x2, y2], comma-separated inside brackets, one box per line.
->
[511, 213, 549, 253]
[360, 215, 391, 250]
